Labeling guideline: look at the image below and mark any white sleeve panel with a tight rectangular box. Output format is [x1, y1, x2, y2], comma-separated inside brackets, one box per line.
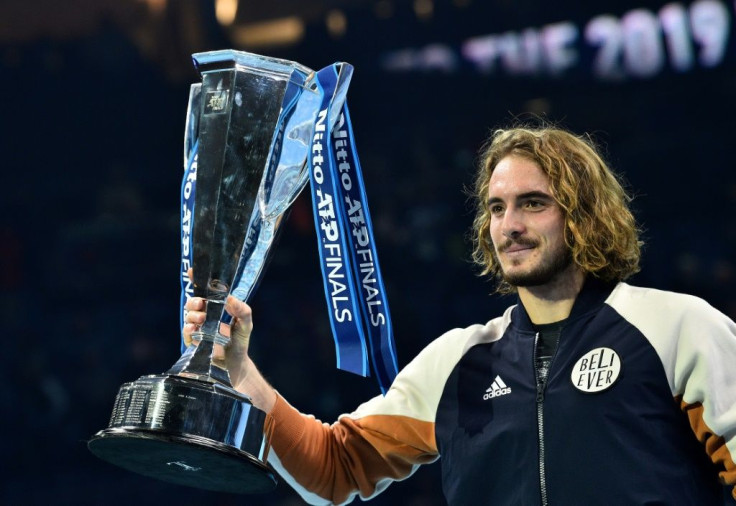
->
[348, 313, 512, 423]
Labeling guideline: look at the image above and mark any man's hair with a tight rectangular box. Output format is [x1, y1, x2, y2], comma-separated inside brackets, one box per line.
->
[471, 125, 642, 292]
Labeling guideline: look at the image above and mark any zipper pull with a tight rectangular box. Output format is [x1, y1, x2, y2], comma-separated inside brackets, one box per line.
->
[534, 332, 545, 403]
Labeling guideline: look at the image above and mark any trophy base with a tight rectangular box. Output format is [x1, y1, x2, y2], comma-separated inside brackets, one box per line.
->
[89, 428, 277, 494]
[88, 373, 277, 494]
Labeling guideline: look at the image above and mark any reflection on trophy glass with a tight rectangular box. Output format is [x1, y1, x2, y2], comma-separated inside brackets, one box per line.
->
[88, 50, 327, 494]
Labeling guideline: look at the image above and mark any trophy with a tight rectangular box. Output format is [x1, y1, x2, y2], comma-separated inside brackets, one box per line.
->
[88, 50, 339, 494]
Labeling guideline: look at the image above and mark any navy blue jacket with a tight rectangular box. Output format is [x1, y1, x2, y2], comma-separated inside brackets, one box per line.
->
[267, 279, 736, 505]
[435, 279, 727, 504]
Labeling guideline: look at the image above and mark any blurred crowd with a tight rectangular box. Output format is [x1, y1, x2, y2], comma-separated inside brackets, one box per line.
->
[2, 13, 736, 506]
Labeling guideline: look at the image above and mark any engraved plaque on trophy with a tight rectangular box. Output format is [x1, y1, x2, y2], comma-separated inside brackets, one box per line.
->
[88, 50, 328, 494]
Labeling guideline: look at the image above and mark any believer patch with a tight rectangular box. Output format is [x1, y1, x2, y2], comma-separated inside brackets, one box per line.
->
[570, 347, 621, 393]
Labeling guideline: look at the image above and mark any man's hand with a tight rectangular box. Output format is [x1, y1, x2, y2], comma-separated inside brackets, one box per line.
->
[221, 296, 254, 388]
[182, 294, 276, 412]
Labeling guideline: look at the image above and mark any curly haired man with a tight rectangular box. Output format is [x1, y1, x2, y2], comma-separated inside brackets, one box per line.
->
[184, 126, 736, 505]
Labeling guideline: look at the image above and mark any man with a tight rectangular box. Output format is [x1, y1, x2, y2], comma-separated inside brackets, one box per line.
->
[184, 126, 736, 504]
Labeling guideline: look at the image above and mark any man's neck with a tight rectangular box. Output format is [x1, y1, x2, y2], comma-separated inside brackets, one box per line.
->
[517, 268, 586, 325]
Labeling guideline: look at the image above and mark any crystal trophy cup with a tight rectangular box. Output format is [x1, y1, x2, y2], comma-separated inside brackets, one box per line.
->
[88, 50, 326, 494]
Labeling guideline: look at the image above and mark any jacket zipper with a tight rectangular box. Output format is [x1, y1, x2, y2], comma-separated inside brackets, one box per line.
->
[534, 332, 549, 506]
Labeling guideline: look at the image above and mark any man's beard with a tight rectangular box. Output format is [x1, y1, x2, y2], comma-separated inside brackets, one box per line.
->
[497, 238, 573, 288]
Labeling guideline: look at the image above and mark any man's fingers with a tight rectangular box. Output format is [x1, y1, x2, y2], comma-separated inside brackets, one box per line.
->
[181, 295, 252, 350]
[224, 296, 253, 349]
[225, 295, 253, 322]
[184, 296, 205, 311]
[182, 323, 197, 347]
[184, 309, 205, 326]
[182, 296, 204, 347]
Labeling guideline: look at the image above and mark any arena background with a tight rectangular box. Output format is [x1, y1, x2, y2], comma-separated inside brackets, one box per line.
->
[2, 0, 735, 504]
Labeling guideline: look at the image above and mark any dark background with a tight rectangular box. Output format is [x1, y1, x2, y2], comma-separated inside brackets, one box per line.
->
[2, 0, 735, 504]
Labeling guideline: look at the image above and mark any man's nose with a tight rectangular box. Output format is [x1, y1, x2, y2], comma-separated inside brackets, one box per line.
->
[502, 208, 525, 239]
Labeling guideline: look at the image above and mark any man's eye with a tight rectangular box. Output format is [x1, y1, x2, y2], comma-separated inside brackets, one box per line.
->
[490, 205, 504, 214]
[525, 200, 542, 209]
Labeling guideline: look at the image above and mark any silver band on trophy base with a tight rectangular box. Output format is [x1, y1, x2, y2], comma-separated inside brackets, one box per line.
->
[88, 50, 326, 494]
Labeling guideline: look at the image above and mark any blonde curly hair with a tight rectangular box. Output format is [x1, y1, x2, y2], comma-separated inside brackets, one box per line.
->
[471, 126, 642, 293]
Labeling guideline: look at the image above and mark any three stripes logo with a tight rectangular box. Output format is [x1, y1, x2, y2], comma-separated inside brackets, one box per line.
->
[483, 375, 512, 400]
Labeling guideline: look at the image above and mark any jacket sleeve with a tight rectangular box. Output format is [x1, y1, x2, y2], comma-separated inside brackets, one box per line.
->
[672, 297, 736, 500]
[611, 284, 736, 499]
[264, 394, 437, 505]
[262, 323, 490, 505]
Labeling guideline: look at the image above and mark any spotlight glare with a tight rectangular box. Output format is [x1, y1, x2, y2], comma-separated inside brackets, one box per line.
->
[413, 0, 433, 20]
[230, 17, 305, 48]
[215, 0, 238, 26]
[326, 9, 347, 38]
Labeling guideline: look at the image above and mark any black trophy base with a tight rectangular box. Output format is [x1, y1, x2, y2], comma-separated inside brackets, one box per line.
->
[88, 428, 277, 494]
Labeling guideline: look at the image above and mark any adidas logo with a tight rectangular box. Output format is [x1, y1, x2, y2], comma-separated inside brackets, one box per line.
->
[483, 375, 512, 400]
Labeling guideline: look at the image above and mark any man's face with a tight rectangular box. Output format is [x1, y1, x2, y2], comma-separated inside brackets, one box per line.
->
[488, 155, 572, 288]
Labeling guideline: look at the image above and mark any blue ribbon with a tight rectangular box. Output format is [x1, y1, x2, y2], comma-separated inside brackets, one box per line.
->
[330, 105, 398, 393]
[180, 140, 198, 353]
[308, 65, 369, 378]
[310, 63, 398, 393]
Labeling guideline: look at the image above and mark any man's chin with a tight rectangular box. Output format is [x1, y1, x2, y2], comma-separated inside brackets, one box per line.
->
[500, 245, 573, 287]
[505, 276, 547, 288]
[502, 266, 558, 288]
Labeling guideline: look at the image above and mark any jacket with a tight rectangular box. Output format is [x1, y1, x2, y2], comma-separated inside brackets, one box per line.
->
[265, 279, 736, 504]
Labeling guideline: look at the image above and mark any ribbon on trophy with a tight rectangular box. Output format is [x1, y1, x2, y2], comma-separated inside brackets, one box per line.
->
[179, 62, 399, 394]
[308, 63, 398, 394]
[180, 143, 197, 335]
[180, 83, 200, 342]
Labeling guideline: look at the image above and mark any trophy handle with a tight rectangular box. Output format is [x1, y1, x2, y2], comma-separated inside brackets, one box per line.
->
[259, 76, 320, 221]
[259, 162, 310, 221]
[259, 62, 352, 222]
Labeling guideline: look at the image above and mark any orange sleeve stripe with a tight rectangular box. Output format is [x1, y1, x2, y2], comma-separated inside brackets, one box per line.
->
[678, 397, 736, 498]
[265, 394, 438, 504]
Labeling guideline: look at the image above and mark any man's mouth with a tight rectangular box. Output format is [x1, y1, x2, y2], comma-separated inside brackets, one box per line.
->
[499, 239, 537, 254]
[507, 244, 534, 253]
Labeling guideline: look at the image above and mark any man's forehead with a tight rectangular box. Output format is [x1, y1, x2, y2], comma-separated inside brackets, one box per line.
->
[489, 155, 551, 198]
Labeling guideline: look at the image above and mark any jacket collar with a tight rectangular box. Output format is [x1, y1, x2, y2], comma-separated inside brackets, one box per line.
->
[511, 276, 618, 332]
